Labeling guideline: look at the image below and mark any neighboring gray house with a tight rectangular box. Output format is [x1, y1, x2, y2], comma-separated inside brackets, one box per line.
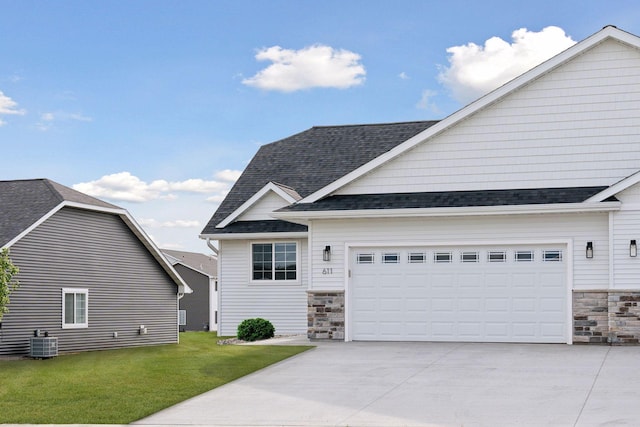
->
[0, 179, 190, 356]
[162, 249, 218, 332]
[202, 26, 640, 345]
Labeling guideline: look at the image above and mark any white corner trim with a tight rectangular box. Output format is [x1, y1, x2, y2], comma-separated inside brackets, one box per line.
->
[217, 182, 301, 229]
[272, 201, 621, 222]
[584, 169, 640, 202]
[302, 26, 637, 204]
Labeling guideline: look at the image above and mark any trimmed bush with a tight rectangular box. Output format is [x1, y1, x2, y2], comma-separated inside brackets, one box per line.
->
[237, 318, 275, 341]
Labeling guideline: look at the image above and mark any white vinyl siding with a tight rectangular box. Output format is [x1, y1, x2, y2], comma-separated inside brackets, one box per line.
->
[237, 191, 293, 222]
[217, 239, 308, 336]
[338, 40, 640, 196]
[309, 212, 609, 291]
[612, 182, 640, 289]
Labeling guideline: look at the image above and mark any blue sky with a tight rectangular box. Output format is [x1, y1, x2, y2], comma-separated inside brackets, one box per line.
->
[1, 1, 640, 252]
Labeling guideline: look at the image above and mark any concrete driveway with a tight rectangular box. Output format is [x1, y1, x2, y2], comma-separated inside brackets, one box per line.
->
[136, 339, 640, 426]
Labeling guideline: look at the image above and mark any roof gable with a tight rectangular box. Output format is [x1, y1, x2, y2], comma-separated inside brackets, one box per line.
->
[202, 121, 438, 233]
[218, 182, 301, 228]
[0, 179, 118, 247]
[0, 178, 191, 294]
[302, 26, 640, 203]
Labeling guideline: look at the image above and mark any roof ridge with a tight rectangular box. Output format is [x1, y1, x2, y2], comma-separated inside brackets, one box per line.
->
[41, 178, 65, 204]
[311, 120, 440, 130]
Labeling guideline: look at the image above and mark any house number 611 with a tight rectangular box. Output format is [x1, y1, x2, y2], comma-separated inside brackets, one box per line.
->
[322, 268, 333, 275]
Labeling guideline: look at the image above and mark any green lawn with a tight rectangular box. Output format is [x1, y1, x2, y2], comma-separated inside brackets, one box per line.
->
[0, 332, 312, 424]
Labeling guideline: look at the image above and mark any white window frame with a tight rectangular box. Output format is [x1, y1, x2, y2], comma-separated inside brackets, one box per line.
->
[515, 250, 534, 262]
[461, 251, 479, 263]
[543, 250, 563, 262]
[408, 252, 427, 263]
[250, 241, 300, 283]
[357, 253, 375, 264]
[434, 252, 452, 263]
[382, 252, 400, 264]
[488, 251, 507, 263]
[62, 288, 88, 329]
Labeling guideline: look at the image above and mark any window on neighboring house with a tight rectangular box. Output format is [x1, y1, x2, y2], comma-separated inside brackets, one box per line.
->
[62, 288, 88, 329]
[252, 242, 297, 281]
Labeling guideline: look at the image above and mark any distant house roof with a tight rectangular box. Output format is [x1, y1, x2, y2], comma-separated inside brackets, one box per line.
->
[276, 187, 615, 212]
[162, 249, 217, 278]
[202, 121, 439, 234]
[0, 178, 118, 247]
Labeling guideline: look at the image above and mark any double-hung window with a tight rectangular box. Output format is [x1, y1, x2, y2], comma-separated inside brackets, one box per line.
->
[252, 242, 297, 281]
[62, 288, 88, 329]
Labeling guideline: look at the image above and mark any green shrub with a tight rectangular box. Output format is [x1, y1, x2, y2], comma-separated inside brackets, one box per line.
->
[237, 318, 275, 341]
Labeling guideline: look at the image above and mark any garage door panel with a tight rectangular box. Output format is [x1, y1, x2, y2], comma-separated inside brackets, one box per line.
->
[351, 246, 567, 343]
[513, 298, 536, 312]
[486, 298, 509, 312]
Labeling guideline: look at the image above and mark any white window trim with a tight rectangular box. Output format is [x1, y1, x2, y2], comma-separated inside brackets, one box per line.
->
[249, 241, 300, 284]
[62, 288, 89, 329]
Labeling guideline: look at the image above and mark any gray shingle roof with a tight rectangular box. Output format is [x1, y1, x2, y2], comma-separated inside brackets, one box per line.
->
[202, 121, 439, 234]
[276, 187, 615, 213]
[0, 178, 119, 247]
[161, 249, 217, 277]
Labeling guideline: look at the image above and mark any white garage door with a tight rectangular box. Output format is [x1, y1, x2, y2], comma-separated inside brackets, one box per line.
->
[350, 245, 567, 343]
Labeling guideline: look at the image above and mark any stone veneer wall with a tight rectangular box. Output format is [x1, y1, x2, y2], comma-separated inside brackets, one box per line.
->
[573, 290, 640, 345]
[307, 291, 344, 340]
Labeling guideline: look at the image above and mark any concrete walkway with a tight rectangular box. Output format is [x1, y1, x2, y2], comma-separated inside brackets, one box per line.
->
[135, 339, 640, 426]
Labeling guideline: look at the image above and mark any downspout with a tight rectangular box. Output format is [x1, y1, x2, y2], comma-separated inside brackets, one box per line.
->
[206, 238, 219, 255]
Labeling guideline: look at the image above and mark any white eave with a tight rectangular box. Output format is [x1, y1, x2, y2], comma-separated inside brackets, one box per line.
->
[301, 26, 639, 204]
[199, 231, 308, 241]
[216, 181, 302, 229]
[272, 201, 621, 221]
[584, 169, 640, 202]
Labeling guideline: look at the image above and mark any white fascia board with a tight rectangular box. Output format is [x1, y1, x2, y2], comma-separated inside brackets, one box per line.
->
[584, 169, 640, 202]
[200, 231, 308, 241]
[217, 182, 300, 228]
[272, 202, 621, 221]
[302, 26, 636, 204]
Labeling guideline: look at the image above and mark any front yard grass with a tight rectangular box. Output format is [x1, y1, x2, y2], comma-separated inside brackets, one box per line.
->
[0, 332, 312, 424]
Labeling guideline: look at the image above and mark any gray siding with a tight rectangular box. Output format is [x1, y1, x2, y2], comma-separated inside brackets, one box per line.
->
[0, 207, 178, 356]
[175, 264, 211, 331]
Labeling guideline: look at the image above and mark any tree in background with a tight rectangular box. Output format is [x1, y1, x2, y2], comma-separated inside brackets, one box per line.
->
[0, 248, 19, 321]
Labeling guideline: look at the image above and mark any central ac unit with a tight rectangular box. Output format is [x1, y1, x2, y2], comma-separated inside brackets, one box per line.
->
[30, 337, 58, 358]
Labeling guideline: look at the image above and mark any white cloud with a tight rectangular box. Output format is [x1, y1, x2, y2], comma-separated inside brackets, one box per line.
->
[138, 218, 201, 228]
[0, 91, 26, 120]
[36, 111, 93, 131]
[416, 89, 441, 114]
[73, 171, 239, 203]
[215, 169, 242, 182]
[399, 72, 409, 80]
[438, 26, 576, 104]
[242, 44, 366, 92]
